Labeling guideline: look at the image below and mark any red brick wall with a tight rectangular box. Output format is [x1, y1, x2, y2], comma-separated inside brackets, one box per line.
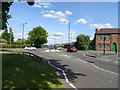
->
[96, 34, 120, 51]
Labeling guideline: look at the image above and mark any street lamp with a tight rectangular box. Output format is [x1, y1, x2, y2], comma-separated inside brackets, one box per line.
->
[9, 28, 11, 48]
[103, 36, 106, 55]
[20, 22, 27, 43]
[54, 34, 55, 46]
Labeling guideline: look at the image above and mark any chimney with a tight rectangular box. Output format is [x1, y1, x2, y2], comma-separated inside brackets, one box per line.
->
[95, 29, 98, 33]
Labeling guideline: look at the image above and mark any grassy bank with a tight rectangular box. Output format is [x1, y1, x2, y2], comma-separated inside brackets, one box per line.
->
[2, 52, 64, 89]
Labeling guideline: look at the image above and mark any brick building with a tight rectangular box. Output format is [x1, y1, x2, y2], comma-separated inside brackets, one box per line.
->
[95, 28, 120, 52]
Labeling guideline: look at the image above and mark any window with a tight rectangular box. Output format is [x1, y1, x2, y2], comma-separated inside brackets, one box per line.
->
[98, 35, 102, 40]
[102, 35, 105, 40]
[98, 44, 102, 48]
[101, 43, 104, 48]
[106, 35, 110, 40]
[98, 35, 100, 40]
[106, 44, 110, 48]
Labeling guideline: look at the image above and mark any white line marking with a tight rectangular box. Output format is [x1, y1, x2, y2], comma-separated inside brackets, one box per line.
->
[76, 59, 119, 75]
[47, 60, 77, 89]
[83, 54, 119, 75]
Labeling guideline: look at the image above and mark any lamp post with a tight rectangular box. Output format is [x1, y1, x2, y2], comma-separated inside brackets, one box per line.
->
[9, 28, 11, 48]
[54, 34, 55, 46]
[103, 36, 106, 55]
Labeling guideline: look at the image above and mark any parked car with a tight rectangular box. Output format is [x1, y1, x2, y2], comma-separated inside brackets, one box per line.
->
[56, 46, 63, 50]
[24, 47, 36, 50]
[67, 46, 77, 52]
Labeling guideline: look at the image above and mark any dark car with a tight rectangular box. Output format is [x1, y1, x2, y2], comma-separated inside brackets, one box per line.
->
[67, 46, 77, 52]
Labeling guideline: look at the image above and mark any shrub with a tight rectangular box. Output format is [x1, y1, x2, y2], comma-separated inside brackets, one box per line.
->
[2, 44, 10, 48]
[82, 45, 88, 50]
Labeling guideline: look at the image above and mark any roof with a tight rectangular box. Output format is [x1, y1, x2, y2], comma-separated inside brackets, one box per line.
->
[95, 28, 120, 34]
[0, 38, 8, 43]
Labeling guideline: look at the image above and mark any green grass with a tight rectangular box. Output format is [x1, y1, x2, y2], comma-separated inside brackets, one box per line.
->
[2, 52, 64, 89]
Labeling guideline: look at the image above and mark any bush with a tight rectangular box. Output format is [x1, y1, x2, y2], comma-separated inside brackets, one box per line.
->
[88, 45, 96, 50]
[1, 44, 31, 48]
[74, 45, 88, 50]
[11, 44, 16, 48]
[2, 44, 10, 48]
[82, 45, 88, 50]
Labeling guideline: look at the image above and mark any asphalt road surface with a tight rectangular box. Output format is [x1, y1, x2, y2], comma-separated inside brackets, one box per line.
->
[7, 49, 119, 89]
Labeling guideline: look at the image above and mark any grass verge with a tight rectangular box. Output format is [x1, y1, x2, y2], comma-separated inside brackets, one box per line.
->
[2, 52, 64, 89]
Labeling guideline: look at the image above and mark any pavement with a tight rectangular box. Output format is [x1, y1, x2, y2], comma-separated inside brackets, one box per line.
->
[85, 50, 118, 58]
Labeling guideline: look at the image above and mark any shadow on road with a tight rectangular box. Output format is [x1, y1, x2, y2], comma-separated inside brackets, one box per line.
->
[48, 59, 87, 83]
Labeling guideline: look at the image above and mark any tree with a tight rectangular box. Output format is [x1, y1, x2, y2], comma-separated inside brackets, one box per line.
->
[74, 34, 91, 50]
[15, 39, 22, 45]
[28, 26, 48, 48]
[1, 30, 10, 41]
[1, 27, 14, 42]
[1, 1, 34, 30]
[9, 27, 14, 42]
[1, 2, 13, 30]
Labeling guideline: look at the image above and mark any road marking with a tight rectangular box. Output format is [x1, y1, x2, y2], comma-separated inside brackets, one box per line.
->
[76, 59, 88, 63]
[110, 81, 112, 83]
[47, 60, 78, 89]
[76, 59, 120, 75]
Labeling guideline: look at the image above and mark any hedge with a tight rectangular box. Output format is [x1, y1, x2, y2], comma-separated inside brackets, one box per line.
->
[1, 44, 31, 48]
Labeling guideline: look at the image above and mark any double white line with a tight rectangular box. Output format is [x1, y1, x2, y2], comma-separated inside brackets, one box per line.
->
[47, 60, 78, 89]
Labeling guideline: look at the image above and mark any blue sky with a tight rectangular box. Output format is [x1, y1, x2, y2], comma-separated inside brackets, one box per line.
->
[7, 2, 118, 45]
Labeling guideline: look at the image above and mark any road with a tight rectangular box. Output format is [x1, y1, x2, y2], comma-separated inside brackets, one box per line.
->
[7, 49, 119, 89]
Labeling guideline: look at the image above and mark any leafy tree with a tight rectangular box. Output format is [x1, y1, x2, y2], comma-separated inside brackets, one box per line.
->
[1, 27, 14, 42]
[9, 27, 14, 42]
[28, 26, 48, 48]
[1, 30, 10, 41]
[15, 39, 22, 45]
[1, 2, 13, 30]
[89, 36, 95, 46]
[1, 1, 34, 30]
[74, 34, 91, 50]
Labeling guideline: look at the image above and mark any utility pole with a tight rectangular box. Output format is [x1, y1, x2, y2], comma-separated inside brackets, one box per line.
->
[68, 22, 70, 46]
[63, 20, 70, 46]
[20, 22, 27, 44]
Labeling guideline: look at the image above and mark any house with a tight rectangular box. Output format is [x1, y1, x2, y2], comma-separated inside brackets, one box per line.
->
[0, 38, 8, 44]
[95, 28, 120, 52]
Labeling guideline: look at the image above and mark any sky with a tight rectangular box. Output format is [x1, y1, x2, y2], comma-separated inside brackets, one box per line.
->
[5, 2, 118, 45]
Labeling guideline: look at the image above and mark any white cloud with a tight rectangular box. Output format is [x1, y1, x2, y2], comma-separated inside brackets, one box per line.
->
[55, 11, 66, 18]
[43, 14, 57, 18]
[49, 32, 65, 36]
[65, 11, 72, 15]
[70, 31, 76, 34]
[59, 19, 69, 24]
[41, 10, 72, 23]
[49, 36, 60, 39]
[47, 30, 77, 45]
[90, 23, 112, 29]
[50, 10, 55, 14]
[75, 18, 87, 24]
[54, 32, 65, 36]
[33, 4, 42, 8]
[15, 33, 22, 36]
[32, 2, 52, 8]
